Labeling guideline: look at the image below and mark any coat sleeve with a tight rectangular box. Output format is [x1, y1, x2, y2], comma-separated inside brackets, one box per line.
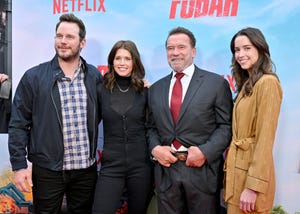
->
[199, 78, 233, 164]
[8, 72, 33, 171]
[245, 76, 283, 193]
[146, 86, 162, 153]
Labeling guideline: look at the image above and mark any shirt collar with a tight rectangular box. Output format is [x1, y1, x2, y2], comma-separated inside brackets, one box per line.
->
[172, 64, 195, 78]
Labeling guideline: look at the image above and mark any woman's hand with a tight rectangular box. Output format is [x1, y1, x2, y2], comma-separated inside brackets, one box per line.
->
[0, 73, 9, 83]
[240, 188, 257, 213]
[143, 79, 151, 88]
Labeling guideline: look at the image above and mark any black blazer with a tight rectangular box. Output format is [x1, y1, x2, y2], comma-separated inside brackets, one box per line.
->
[147, 65, 233, 193]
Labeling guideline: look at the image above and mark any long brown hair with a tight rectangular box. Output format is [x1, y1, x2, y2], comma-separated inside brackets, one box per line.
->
[230, 27, 278, 98]
[104, 40, 145, 93]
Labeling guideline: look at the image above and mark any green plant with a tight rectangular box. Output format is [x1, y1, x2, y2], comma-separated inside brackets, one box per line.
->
[271, 205, 288, 214]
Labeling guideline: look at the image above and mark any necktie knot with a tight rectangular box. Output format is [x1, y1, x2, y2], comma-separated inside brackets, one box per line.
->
[175, 72, 184, 80]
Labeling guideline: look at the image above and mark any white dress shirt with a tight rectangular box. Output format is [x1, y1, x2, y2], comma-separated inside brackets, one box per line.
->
[169, 64, 195, 151]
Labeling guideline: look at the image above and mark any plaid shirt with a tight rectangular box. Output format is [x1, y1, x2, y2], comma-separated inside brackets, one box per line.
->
[57, 63, 94, 170]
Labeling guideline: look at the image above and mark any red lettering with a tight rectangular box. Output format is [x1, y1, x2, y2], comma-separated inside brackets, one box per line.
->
[208, 0, 223, 16]
[97, 65, 108, 76]
[221, 74, 236, 93]
[180, 0, 195, 18]
[70, 0, 75, 12]
[94, 0, 97, 11]
[169, 0, 238, 19]
[53, 0, 106, 14]
[226, 74, 236, 92]
[62, 0, 68, 13]
[99, 0, 106, 12]
[169, 0, 181, 19]
[53, 0, 60, 14]
[78, 0, 84, 11]
[223, 0, 238, 16]
[86, 0, 92, 11]
[194, 0, 209, 17]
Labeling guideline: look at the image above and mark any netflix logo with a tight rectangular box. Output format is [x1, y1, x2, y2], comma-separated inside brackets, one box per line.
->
[53, 0, 106, 14]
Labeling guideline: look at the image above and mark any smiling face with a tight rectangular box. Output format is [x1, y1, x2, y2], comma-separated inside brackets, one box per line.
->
[166, 33, 196, 73]
[234, 35, 259, 74]
[55, 22, 85, 62]
[113, 48, 133, 77]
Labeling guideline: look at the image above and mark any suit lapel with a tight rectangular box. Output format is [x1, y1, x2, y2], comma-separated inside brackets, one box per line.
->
[178, 67, 204, 122]
[162, 73, 174, 124]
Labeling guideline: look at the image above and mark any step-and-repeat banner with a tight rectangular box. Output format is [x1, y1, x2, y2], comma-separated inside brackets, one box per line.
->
[0, 0, 299, 213]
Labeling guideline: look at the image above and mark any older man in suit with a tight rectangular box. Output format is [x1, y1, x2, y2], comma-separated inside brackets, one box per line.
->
[147, 27, 233, 214]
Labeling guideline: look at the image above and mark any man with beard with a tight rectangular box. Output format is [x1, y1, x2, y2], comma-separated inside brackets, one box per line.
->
[8, 13, 102, 214]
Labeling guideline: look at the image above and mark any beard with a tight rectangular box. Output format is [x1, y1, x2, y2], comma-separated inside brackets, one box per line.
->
[55, 44, 81, 62]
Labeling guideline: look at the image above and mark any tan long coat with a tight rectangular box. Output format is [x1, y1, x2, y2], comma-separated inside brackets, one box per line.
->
[224, 74, 283, 212]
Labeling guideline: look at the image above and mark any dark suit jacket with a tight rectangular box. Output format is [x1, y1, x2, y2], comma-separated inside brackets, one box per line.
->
[147, 65, 233, 193]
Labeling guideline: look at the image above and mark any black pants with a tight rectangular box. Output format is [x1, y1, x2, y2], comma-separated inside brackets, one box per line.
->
[92, 167, 152, 214]
[155, 161, 220, 214]
[32, 163, 97, 214]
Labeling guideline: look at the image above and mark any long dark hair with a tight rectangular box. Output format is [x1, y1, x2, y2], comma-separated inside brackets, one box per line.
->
[104, 40, 145, 93]
[230, 27, 278, 98]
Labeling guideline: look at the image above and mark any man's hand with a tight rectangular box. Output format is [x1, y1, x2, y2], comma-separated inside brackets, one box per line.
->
[13, 168, 33, 193]
[152, 145, 178, 167]
[186, 146, 206, 167]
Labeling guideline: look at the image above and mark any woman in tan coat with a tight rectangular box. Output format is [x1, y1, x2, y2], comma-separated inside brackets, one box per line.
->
[224, 27, 283, 214]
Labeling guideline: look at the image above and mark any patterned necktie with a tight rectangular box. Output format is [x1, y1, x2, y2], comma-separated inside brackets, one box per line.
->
[170, 72, 184, 149]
